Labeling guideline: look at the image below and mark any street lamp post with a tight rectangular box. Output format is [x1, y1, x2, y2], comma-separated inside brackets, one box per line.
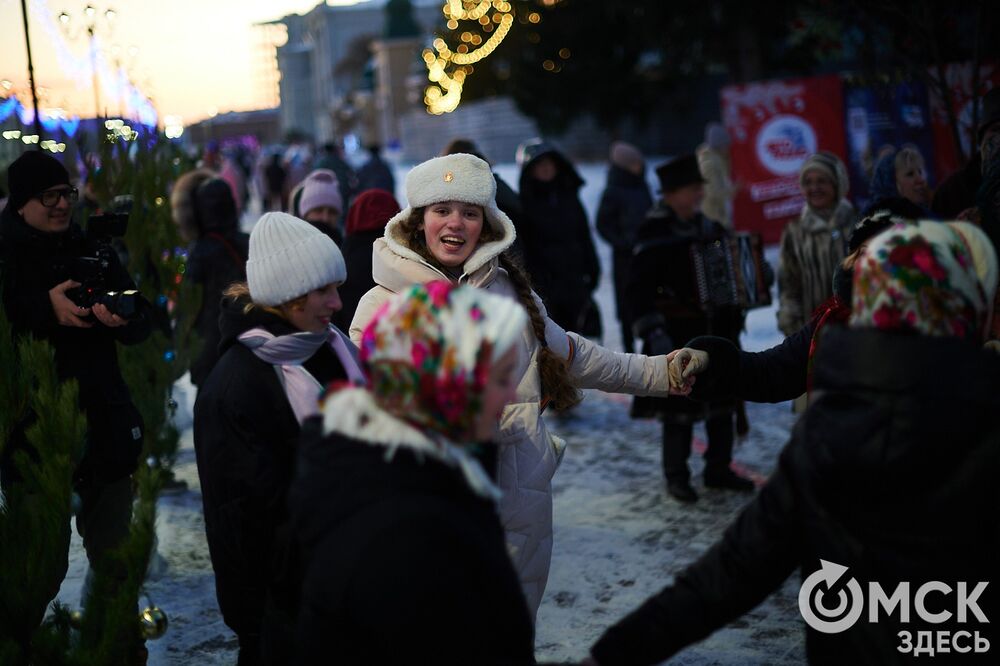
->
[18, 0, 44, 143]
[109, 43, 140, 119]
[58, 5, 116, 122]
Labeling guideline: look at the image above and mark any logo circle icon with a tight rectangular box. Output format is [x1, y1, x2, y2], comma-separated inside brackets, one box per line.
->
[755, 114, 818, 176]
[798, 560, 865, 634]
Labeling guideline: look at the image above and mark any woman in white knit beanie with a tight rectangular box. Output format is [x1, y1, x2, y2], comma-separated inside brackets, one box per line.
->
[192, 211, 363, 663]
[349, 153, 675, 619]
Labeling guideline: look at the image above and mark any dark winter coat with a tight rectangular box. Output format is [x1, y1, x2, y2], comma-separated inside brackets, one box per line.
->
[193, 296, 347, 658]
[626, 203, 742, 422]
[357, 154, 396, 193]
[180, 181, 249, 387]
[932, 154, 982, 219]
[290, 407, 536, 665]
[597, 164, 653, 320]
[264, 156, 286, 196]
[518, 148, 600, 332]
[591, 326, 1000, 665]
[0, 204, 151, 488]
[305, 220, 342, 247]
[314, 152, 358, 211]
[495, 173, 527, 260]
[333, 227, 381, 333]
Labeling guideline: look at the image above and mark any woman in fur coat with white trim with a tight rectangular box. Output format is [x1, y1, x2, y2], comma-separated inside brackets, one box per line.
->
[348, 153, 675, 618]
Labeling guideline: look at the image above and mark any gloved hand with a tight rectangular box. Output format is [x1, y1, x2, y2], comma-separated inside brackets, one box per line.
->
[668, 347, 710, 393]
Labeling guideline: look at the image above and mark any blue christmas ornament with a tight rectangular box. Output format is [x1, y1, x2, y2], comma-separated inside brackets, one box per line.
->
[163, 350, 176, 363]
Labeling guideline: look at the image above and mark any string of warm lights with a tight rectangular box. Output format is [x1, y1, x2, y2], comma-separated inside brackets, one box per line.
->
[423, 0, 516, 115]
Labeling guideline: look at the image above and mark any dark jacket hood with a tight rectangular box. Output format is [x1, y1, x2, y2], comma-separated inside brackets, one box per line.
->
[518, 142, 584, 194]
[193, 178, 239, 235]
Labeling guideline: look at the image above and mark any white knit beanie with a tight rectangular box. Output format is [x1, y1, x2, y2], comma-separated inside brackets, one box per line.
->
[246, 212, 347, 306]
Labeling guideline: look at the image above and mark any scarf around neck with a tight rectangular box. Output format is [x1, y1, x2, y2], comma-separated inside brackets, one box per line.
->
[239, 324, 365, 424]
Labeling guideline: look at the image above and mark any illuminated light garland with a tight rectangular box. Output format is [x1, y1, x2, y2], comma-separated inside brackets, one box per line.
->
[0, 93, 83, 136]
[424, 0, 516, 115]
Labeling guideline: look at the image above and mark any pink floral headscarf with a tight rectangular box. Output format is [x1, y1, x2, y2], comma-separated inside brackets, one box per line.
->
[359, 281, 526, 443]
[850, 220, 994, 343]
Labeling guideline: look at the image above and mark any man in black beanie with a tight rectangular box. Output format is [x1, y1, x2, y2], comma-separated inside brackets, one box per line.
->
[0, 150, 152, 605]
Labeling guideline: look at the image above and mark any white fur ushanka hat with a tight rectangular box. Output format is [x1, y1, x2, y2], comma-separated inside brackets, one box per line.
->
[382, 153, 516, 274]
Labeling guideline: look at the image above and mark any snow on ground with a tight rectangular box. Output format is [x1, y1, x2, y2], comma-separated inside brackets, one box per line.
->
[54, 162, 805, 664]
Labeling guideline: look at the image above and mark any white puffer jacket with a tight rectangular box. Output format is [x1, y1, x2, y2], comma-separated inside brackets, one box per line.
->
[350, 211, 671, 617]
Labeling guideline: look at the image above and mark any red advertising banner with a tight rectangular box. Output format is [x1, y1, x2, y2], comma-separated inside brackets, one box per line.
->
[721, 75, 848, 243]
[928, 61, 1000, 180]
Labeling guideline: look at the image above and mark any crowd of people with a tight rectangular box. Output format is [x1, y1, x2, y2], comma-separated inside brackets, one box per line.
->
[1, 85, 998, 665]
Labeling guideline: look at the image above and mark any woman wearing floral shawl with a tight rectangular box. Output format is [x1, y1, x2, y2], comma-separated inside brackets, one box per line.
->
[289, 281, 545, 665]
[585, 220, 1000, 666]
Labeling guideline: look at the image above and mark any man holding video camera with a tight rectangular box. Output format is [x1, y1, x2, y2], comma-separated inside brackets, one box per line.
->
[0, 150, 152, 577]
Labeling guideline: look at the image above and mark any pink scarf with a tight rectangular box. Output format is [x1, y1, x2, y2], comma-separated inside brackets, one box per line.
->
[238, 325, 365, 424]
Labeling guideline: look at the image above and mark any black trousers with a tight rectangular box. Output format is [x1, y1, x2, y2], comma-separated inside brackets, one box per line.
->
[661, 411, 735, 484]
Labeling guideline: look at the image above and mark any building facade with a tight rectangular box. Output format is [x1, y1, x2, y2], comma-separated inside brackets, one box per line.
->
[272, 0, 440, 144]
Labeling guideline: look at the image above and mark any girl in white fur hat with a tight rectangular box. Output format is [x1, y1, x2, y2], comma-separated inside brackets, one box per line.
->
[349, 153, 675, 618]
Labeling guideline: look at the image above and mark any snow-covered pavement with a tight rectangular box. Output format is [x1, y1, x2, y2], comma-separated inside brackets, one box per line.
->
[54, 162, 807, 664]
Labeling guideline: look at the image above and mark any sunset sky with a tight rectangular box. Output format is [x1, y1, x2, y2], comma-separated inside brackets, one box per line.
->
[0, 0, 366, 126]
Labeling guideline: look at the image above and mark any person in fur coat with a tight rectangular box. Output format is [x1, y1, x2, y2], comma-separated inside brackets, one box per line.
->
[777, 151, 857, 337]
[170, 168, 250, 386]
[348, 153, 676, 618]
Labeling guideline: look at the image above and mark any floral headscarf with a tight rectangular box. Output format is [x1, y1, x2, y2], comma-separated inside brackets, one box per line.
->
[850, 220, 992, 343]
[359, 281, 526, 443]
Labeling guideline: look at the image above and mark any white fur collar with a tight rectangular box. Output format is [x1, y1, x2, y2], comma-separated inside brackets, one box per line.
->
[321, 388, 501, 500]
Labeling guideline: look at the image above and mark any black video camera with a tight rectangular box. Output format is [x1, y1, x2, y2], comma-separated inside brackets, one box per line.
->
[67, 212, 140, 320]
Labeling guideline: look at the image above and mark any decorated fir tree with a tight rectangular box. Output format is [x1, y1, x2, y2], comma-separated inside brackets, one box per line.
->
[0, 302, 86, 663]
[0, 132, 199, 663]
